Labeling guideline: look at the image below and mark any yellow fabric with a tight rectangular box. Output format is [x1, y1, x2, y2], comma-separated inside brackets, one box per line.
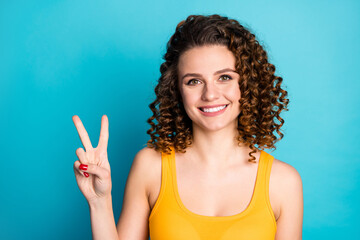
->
[149, 148, 277, 240]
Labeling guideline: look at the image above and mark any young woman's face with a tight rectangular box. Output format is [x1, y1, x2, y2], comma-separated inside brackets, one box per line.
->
[178, 45, 241, 132]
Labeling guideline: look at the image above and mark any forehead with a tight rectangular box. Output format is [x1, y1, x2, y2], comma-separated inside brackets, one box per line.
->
[178, 45, 236, 75]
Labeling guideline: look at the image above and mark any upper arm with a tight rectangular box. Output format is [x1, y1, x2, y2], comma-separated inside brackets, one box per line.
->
[116, 147, 160, 240]
[275, 161, 304, 240]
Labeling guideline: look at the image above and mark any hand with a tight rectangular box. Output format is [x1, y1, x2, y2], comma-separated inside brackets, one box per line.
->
[72, 115, 112, 204]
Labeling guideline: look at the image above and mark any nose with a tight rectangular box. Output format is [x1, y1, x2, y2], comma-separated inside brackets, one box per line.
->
[201, 82, 220, 101]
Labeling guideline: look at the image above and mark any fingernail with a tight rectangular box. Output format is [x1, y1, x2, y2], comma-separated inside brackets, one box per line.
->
[79, 164, 88, 170]
[84, 172, 89, 177]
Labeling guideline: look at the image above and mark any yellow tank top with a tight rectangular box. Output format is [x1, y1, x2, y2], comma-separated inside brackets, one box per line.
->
[148, 148, 277, 240]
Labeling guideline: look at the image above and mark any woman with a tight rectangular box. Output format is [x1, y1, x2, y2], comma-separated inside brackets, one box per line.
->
[73, 14, 303, 240]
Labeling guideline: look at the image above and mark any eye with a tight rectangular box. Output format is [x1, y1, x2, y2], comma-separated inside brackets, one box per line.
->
[219, 75, 232, 81]
[186, 79, 201, 85]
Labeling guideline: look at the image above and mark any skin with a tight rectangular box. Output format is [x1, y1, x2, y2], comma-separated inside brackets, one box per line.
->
[73, 45, 303, 240]
[178, 44, 241, 134]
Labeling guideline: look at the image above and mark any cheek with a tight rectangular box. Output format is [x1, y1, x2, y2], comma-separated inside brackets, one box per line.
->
[182, 93, 196, 111]
[235, 88, 241, 101]
[180, 88, 199, 106]
[224, 84, 241, 102]
[180, 90, 200, 121]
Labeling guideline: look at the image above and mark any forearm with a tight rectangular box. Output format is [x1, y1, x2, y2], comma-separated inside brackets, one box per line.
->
[88, 195, 119, 240]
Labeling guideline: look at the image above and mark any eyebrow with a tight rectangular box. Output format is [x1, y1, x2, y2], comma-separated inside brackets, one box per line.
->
[181, 68, 238, 81]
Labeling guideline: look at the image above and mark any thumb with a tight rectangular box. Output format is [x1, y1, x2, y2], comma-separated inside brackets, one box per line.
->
[74, 161, 111, 180]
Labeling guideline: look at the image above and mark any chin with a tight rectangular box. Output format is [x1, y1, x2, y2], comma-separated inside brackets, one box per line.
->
[198, 123, 232, 132]
[191, 115, 239, 133]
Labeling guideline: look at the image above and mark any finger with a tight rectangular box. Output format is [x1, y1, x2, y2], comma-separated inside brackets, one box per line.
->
[97, 115, 109, 150]
[73, 160, 88, 177]
[75, 147, 88, 164]
[72, 115, 93, 151]
[77, 162, 111, 181]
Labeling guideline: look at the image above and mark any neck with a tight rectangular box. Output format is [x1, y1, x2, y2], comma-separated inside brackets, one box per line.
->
[187, 124, 251, 168]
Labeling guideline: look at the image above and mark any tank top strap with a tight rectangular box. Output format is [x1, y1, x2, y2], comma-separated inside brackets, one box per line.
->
[148, 147, 176, 221]
[252, 150, 275, 210]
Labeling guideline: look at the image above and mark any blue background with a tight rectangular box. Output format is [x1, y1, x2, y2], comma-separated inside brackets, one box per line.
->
[1, 0, 359, 239]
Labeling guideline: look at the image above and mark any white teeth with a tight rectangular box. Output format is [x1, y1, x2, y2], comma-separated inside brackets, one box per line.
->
[202, 105, 227, 113]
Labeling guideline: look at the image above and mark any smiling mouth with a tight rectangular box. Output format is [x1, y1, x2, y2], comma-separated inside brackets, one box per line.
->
[199, 104, 228, 113]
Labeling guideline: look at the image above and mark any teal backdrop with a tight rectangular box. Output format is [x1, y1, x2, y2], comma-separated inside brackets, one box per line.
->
[1, 0, 359, 239]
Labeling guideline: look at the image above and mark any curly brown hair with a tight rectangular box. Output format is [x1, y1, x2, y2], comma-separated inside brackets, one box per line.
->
[147, 14, 289, 163]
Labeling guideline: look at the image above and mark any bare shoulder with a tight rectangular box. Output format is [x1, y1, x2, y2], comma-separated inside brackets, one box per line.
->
[271, 158, 303, 190]
[131, 147, 162, 198]
[133, 146, 162, 166]
[117, 147, 161, 239]
[270, 158, 304, 239]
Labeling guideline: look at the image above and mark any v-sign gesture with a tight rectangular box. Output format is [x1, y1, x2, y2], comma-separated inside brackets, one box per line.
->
[72, 115, 112, 204]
